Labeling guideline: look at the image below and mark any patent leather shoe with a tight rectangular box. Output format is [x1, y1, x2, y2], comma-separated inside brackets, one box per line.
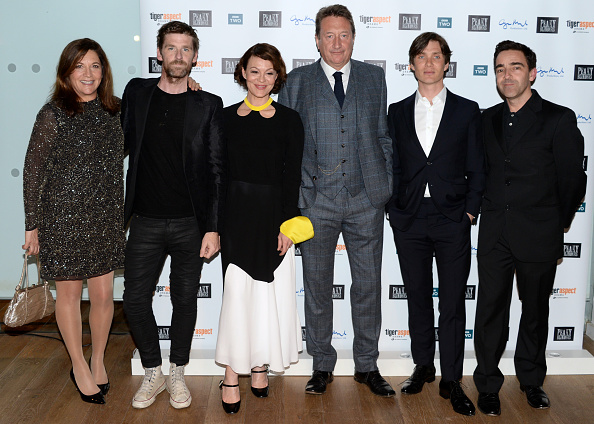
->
[250, 367, 269, 398]
[439, 379, 475, 416]
[520, 385, 550, 409]
[477, 392, 501, 416]
[70, 368, 105, 404]
[219, 380, 240, 414]
[354, 370, 395, 397]
[401, 364, 436, 394]
[88, 358, 110, 396]
[305, 370, 333, 394]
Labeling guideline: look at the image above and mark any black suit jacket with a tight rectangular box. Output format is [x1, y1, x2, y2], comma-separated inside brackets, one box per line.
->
[121, 78, 227, 235]
[387, 89, 485, 231]
[478, 90, 586, 262]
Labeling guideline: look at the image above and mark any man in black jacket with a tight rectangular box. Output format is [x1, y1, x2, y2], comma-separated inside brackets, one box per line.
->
[473, 40, 586, 416]
[121, 21, 226, 410]
[387, 32, 485, 416]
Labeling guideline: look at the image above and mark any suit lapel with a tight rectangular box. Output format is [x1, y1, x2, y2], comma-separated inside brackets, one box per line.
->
[133, 80, 158, 164]
[429, 90, 457, 159]
[402, 94, 425, 156]
[183, 91, 206, 165]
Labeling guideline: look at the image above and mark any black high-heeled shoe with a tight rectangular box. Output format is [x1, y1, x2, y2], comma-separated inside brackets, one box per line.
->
[70, 368, 105, 404]
[250, 367, 269, 398]
[88, 358, 110, 395]
[219, 380, 240, 414]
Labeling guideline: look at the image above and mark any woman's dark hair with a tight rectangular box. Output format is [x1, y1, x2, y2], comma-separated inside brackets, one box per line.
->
[51, 38, 118, 116]
[234, 43, 287, 94]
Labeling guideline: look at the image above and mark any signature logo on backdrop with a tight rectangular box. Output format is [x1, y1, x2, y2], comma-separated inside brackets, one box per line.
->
[290, 15, 314, 26]
[332, 329, 347, 339]
[536, 17, 559, 33]
[498, 18, 528, 30]
[537, 66, 565, 77]
[577, 114, 592, 124]
[399, 14, 421, 30]
[468, 15, 490, 32]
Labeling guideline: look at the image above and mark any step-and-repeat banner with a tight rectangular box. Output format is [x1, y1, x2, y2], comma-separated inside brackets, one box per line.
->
[139, 1, 593, 353]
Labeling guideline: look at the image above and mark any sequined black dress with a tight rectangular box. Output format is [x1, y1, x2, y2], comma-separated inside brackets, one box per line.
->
[23, 99, 125, 280]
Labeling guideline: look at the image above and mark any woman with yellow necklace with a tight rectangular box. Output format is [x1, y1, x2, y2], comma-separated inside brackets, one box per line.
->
[216, 43, 305, 414]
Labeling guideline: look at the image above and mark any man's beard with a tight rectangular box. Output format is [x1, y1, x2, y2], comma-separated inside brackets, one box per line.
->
[163, 60, 193, 79]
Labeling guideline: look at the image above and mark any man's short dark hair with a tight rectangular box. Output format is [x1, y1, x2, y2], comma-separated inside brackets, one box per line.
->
[493, 40, 537, 70]
[157, 21, 199, 53]
[234, 43, 287, 94]
[315, 4, 355, 38]
[409, 32, 452, 66]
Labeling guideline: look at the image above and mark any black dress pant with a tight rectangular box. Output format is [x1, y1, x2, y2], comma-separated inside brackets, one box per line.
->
[473, 233, 557, 393]
[393, 199, 471, 382]
[123, 214, 204, 368]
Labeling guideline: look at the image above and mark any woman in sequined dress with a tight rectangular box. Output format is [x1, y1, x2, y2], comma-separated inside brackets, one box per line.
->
[22, 39, 125, 405]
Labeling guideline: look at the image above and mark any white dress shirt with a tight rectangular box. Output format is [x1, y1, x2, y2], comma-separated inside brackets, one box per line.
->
[320, 59, 351, 92]
[414, 86, 447, 197]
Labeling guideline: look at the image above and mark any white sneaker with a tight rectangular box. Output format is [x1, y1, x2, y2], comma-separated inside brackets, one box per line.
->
[132, 366, 166, 409]
[167, 363, 192, 409]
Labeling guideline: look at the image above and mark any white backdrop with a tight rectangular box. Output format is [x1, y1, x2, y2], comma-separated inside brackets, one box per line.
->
[138, 0, 594, 354]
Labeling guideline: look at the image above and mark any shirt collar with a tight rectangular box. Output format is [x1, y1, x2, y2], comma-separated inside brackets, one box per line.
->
[320, 58, 351, 82]
[415, 86, 447, 106]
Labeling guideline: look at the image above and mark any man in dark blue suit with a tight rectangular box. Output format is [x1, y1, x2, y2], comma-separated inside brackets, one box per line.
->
[387, 32, 485, 416]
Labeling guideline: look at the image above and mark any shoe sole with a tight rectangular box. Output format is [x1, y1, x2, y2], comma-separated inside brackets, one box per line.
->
[478, 408, 501, 417]
[132, 381, 166, 409]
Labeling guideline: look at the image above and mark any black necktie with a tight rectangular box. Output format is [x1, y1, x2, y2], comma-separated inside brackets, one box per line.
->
[333, 71, 345, 108]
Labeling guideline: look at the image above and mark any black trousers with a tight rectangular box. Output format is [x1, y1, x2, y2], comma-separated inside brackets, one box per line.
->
[392, 199, 471, 382]
[473, 233, 557, 393]
[123, 214, 204, 368]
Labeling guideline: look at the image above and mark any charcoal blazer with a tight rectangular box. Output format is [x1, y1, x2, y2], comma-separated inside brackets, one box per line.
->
[121, 77, 227, 235]
[387, 90, 485, 231]
[478, 90, 586, 262]
[278, 59, 392, 209]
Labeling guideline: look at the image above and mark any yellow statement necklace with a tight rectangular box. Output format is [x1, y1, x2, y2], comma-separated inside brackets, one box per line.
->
[244, 97, 273, 111]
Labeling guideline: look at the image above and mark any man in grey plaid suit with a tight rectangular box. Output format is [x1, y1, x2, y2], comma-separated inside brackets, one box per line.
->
[278, 4, 394, 397]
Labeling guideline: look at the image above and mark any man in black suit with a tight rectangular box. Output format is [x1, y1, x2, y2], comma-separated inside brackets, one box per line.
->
[121, 21, 226, 410]
[473, 40, 586, 416]
[387, 32, 485, 416]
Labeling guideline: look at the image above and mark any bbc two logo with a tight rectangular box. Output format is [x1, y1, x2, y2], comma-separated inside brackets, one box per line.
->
[435, 328, 473, 341]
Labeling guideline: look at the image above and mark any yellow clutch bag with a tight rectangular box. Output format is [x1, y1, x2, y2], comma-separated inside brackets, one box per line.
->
[280, 216, 314, 244]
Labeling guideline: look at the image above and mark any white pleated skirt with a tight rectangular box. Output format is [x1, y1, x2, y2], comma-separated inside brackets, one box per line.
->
[215, 245, 303, 374]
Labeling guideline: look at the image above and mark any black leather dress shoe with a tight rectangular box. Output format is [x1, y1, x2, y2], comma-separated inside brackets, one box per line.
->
[401, 364, 436, 394]
[354, 370, 395, 397]
[477, 392, 501, 416]
[520, 385, 550, 409]
[439, 380, 475, 416]
[305, 371, 333, 395]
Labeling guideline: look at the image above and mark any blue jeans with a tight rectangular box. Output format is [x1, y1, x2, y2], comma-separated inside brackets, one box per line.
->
[123, 214, 203, 368]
